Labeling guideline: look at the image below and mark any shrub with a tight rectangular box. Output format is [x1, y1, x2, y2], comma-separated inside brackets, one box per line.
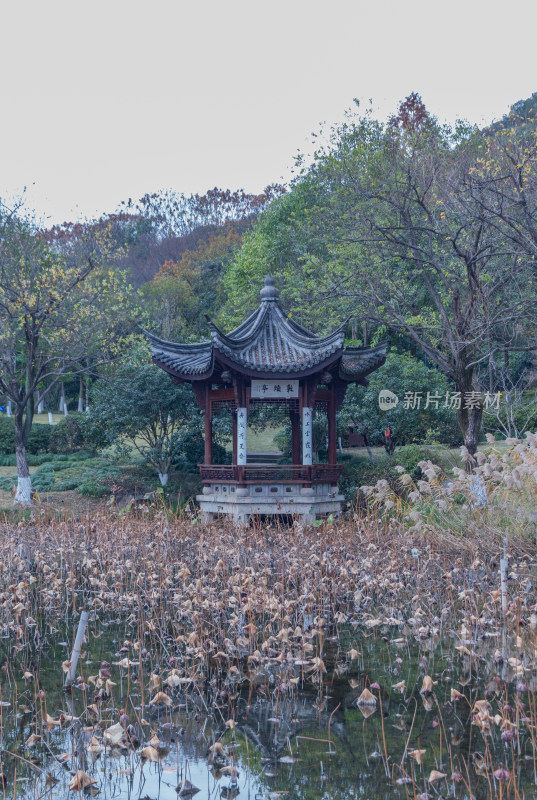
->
[339, 443, 456, 501]
[341, 352, 462, 447]
[48, 415, 85, 454]
[31, 473, 56, 491]
[78, 482, 110, 497]
[0, 415, 93, 458]
[172, 430, 229, 472]
[392, 443, 454, 479]
[0, 418, 15, 455]
[78, 414, 110, 453]
[27, 424, 53, 454]
[54, 479, 80, 491]
[36, 462, 56, 474]
[0, 418, 54, 455]
[339, 455, 400, 501]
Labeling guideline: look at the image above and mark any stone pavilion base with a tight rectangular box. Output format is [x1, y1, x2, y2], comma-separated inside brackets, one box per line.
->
[197, 482, 344, 525]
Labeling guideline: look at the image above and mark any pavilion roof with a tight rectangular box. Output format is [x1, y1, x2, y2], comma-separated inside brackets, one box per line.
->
[146, 276, 386, 382]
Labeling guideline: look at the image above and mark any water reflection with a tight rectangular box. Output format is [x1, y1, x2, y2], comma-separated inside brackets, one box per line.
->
[1, 627, 535, 799]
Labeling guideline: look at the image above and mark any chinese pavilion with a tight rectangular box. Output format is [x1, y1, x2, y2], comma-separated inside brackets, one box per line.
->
[147, 276, 386, 524]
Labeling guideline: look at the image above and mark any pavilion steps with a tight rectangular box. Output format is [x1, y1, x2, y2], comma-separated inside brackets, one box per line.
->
[246, 452, 283, 465]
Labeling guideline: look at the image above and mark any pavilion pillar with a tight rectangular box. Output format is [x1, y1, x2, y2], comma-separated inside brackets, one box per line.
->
[232, 409, 238, 464]
[328, 386, 337, 465]
[290, 408, 301, 464]
[204, 398, 213, 465]
[302, 406, 313, 465]
[237, 407, 247, 465]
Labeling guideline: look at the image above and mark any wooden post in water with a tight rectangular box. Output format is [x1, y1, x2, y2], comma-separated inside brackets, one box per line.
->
[500, 537, 508, 617]
[64, 610, 89, 689]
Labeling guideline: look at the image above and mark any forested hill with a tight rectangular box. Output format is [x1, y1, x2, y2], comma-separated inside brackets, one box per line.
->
[501, 91, 537, 124]
[42, 91, 537, 343]
[43, 185, 286, 340]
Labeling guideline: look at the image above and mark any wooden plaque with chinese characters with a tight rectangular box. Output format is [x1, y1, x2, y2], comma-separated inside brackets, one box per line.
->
[250, 379, 299, 399]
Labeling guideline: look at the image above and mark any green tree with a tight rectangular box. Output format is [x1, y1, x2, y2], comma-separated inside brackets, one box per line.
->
[221, 178, 340, 332]
[229, 96, 537, 454]
[308, 96, 537, 454]
[340, 352, 461, 447]
[88, 363, 203, 486]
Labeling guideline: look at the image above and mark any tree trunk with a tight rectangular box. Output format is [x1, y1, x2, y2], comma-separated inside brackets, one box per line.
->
[158, 473, 169, 486]
[77, 376, 84, 413]
[6, 401, 11, 417]
[456, 388, 483, 456]
[454, 366, 483, 458]
[37, 396, 44, 414]
[14, 413, 32, 505]
[488, 354, 494, 394]
[85, 377, 90, 414]
[62, 381, 68, 416]
[463, 405, 483, 456]
[48, 410, 54, 426]
[363, 429, 375, 463]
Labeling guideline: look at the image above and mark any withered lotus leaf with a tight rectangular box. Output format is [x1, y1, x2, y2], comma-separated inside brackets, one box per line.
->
[140, 745, 160, 762]
[149, 691, 172, 706]
[409, 748, 426, 765]
[220, 765, 240, 778]
[45, 714, 61, 730]
[177, 778, 200, 796]
[103, 722, 127, 747]
[68, 771, 97, 791]
[356, 688, 377, 707]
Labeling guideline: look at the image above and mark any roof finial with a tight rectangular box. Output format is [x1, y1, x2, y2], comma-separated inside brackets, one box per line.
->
[260, 275, 279, 301]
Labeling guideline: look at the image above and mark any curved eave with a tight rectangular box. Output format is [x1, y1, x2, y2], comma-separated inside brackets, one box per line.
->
[213, 348, 345, 380]
[143, 327, 211, 355]
[338, 343, 387, 382]
[144, 327, 215, 380]
[151, 353, 215, 382]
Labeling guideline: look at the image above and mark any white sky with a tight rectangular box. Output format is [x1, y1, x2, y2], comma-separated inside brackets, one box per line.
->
[0, 0, 535, 225]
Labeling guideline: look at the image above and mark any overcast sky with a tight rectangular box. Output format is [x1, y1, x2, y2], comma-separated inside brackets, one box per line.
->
[1, 0, 535, 225]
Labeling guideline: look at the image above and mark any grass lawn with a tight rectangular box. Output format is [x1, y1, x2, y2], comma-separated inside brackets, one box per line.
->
[345, 439, 510, 466]
[33, 413, 64, 425]
[0, 465, 39, 477]
[246, 425, 282, 452]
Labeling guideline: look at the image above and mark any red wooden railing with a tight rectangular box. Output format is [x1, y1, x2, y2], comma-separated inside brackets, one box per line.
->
[199, 464, 342, 484]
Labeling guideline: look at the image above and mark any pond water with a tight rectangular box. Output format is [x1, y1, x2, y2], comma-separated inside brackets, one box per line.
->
[1, 621, 534, 800]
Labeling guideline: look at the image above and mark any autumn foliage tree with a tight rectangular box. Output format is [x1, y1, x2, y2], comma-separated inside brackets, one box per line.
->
[0, 203, 136, 503]
[143, 226, 243, 339]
